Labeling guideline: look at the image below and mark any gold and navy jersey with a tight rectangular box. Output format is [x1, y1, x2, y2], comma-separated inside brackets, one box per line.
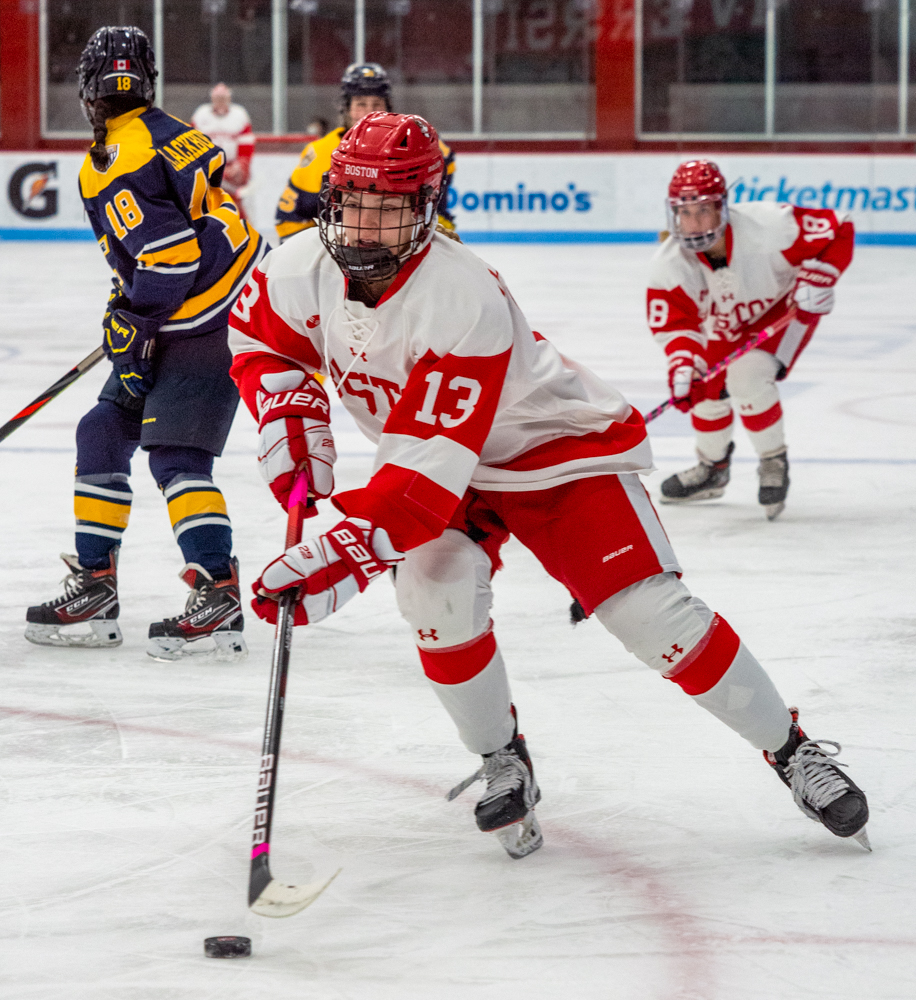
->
[274, 127, 456, 243]
[79, 107, 266, 337]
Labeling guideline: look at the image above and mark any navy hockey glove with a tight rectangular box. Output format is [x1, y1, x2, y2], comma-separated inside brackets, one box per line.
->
[102, 307, 157, 398]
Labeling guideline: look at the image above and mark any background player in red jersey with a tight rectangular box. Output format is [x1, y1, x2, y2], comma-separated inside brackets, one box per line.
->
[647, 160, 854, 519]
[192, 83, 255, 219]
[229, 114, 869, 858]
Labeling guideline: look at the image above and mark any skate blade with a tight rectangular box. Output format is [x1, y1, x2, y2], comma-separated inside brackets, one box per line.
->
[852, 827, 872, 852]
[25, 619, 122, 648]
[659, 487, 726, 505]
[250, 870, 341, 919]
[146, 630, 248, 663]
[494, 811, 543, 859]
[764, 501, 786, 521]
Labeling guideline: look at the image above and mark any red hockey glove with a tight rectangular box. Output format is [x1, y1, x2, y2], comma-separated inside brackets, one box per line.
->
[252, 518, 404, 626]
[257, 370, 336, 511]
[793, 259, 840, 321]
[666, 349, 708, 413]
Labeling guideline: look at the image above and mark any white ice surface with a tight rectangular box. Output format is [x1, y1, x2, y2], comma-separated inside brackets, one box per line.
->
[0, 242, 914, 999]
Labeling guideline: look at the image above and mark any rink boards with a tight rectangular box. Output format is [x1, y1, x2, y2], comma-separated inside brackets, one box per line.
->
[3, 150, 916, 245]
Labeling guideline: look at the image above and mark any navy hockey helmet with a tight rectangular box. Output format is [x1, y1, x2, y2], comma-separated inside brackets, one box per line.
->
[77, 26, 157, 106]
[339, 62, 392, 112]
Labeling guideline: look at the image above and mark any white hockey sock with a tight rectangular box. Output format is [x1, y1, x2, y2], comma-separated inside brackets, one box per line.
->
[726, 349, 787, 457]
[596, 573, 791, 751]
[690, 398, 734, 463]
[419, 633, 515, 755]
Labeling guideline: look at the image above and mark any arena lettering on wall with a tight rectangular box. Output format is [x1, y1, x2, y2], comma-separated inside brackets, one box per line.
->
[3, 152, 916, 244]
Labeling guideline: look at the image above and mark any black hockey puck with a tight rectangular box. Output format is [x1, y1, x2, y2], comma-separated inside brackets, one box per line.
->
[204, 935, 252, 959]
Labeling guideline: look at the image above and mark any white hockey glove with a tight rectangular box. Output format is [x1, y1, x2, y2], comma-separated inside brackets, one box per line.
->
[251, 518, 404, 626]
[793, 259, 841, 318]
[257, 370, 336, 512]
[666, 349, 708, 413]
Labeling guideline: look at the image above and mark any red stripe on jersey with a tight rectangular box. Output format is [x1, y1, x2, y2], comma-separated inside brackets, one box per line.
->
[419, 630, 497, 685]
[740, 401, 783, 432]
[376, 243, 431, 306]
[782, 208, 854, 273]
[230, 350, 309, 420]
[664, 614, 741, 696]
[229, 267, 323, 369]
[646, 284, 703, 337]
[332, 463, 462, 552]
[383, 347, 512, 455]
[692, 411, 734, 432]
[491, 405, 647, 473]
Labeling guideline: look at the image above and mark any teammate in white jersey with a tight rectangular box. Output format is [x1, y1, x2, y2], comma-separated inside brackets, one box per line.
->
[228, 114, 869, 858]
[647, 160, 854, 519]
[192, 83, 254, 218]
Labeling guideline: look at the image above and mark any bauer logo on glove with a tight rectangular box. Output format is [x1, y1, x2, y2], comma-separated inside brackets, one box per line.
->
[252, 517, 402, 627]
[256, 369, 337, 511]
[106, 312, 139, 354]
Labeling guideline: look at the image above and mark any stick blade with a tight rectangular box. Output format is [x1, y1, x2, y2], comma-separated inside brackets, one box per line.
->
[249, 869, 340, 918]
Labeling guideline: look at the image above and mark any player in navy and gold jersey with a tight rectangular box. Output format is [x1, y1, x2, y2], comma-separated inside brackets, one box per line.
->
[25, 26, 265, 662]
[274, 62, 457, 243]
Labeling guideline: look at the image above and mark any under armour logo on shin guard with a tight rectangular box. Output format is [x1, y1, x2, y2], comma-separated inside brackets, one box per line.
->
[418, 628, 439, 641]
[662, 643, 684, 663]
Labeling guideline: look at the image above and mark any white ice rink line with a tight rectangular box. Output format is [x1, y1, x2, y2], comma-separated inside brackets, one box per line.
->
[0, 242, 914, 999]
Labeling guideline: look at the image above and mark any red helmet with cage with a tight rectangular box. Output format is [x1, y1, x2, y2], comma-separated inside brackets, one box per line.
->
[666, 159, 729, 252]
[319, 112, 444, 281]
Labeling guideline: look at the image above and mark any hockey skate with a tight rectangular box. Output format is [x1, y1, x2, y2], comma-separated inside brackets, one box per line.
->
[758, 449, 789, 520]
[765, 707, 870, 851]
[147, 557, 247, 662]
[25, 552, 122, 648]
[447, 733, 543, 859]
[660, 442, 734, 504]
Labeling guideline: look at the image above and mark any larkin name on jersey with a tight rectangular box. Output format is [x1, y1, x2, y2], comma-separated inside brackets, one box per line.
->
[228, 230, 653, 552]
[646, 202, 854, 358]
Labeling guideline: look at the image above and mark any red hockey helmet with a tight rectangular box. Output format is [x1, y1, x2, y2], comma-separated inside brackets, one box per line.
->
[666, 159, 729, 252]
[319, 112, 444, 281]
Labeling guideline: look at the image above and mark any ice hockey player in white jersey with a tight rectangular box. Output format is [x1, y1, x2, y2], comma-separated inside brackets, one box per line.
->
[228, 113, 869, 858]
[647, 159, 854, 519]
[192, 83, 254, 218]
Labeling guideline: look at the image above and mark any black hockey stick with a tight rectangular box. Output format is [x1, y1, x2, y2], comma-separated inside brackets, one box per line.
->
[0, 345, 105, 444]
[248, 471, 339, 918]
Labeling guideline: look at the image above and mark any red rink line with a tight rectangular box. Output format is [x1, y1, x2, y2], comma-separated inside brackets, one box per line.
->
[5, 704, 915, 992]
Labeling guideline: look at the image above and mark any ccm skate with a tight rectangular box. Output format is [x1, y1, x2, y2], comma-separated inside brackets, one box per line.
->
[448, 732, 543, 859]
[765, 707, 870, 851]
[25, 552, 122, 648]
[758, 448, 789, 520]
[660, 442, 734, 504]
[147, 557, 247, 662]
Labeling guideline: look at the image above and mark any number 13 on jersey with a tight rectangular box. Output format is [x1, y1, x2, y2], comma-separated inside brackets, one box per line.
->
[415, 371, 482, 428]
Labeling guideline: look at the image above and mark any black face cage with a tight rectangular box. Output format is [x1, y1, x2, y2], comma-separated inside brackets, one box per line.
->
[317, 183, 438, 282]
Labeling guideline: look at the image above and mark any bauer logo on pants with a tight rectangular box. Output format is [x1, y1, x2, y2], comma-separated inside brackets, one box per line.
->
[7, 161, 59, 219]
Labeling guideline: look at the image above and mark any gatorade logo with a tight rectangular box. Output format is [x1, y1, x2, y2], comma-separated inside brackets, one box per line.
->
[8, 162, 59, 219]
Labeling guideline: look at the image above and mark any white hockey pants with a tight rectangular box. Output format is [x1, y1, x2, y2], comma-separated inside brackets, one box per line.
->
[396, 529, 792, 756]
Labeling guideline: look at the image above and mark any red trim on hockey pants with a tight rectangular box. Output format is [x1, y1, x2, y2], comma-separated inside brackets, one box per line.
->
[691, 411, 734, 432]
[476, 475, 670, 617]
[663, 614, 741, 696]
[419, 630, 497, 685]
[740, 401, 783, 432]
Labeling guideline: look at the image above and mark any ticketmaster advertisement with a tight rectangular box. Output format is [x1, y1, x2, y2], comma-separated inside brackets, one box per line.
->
[3, 151, 916, 244]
